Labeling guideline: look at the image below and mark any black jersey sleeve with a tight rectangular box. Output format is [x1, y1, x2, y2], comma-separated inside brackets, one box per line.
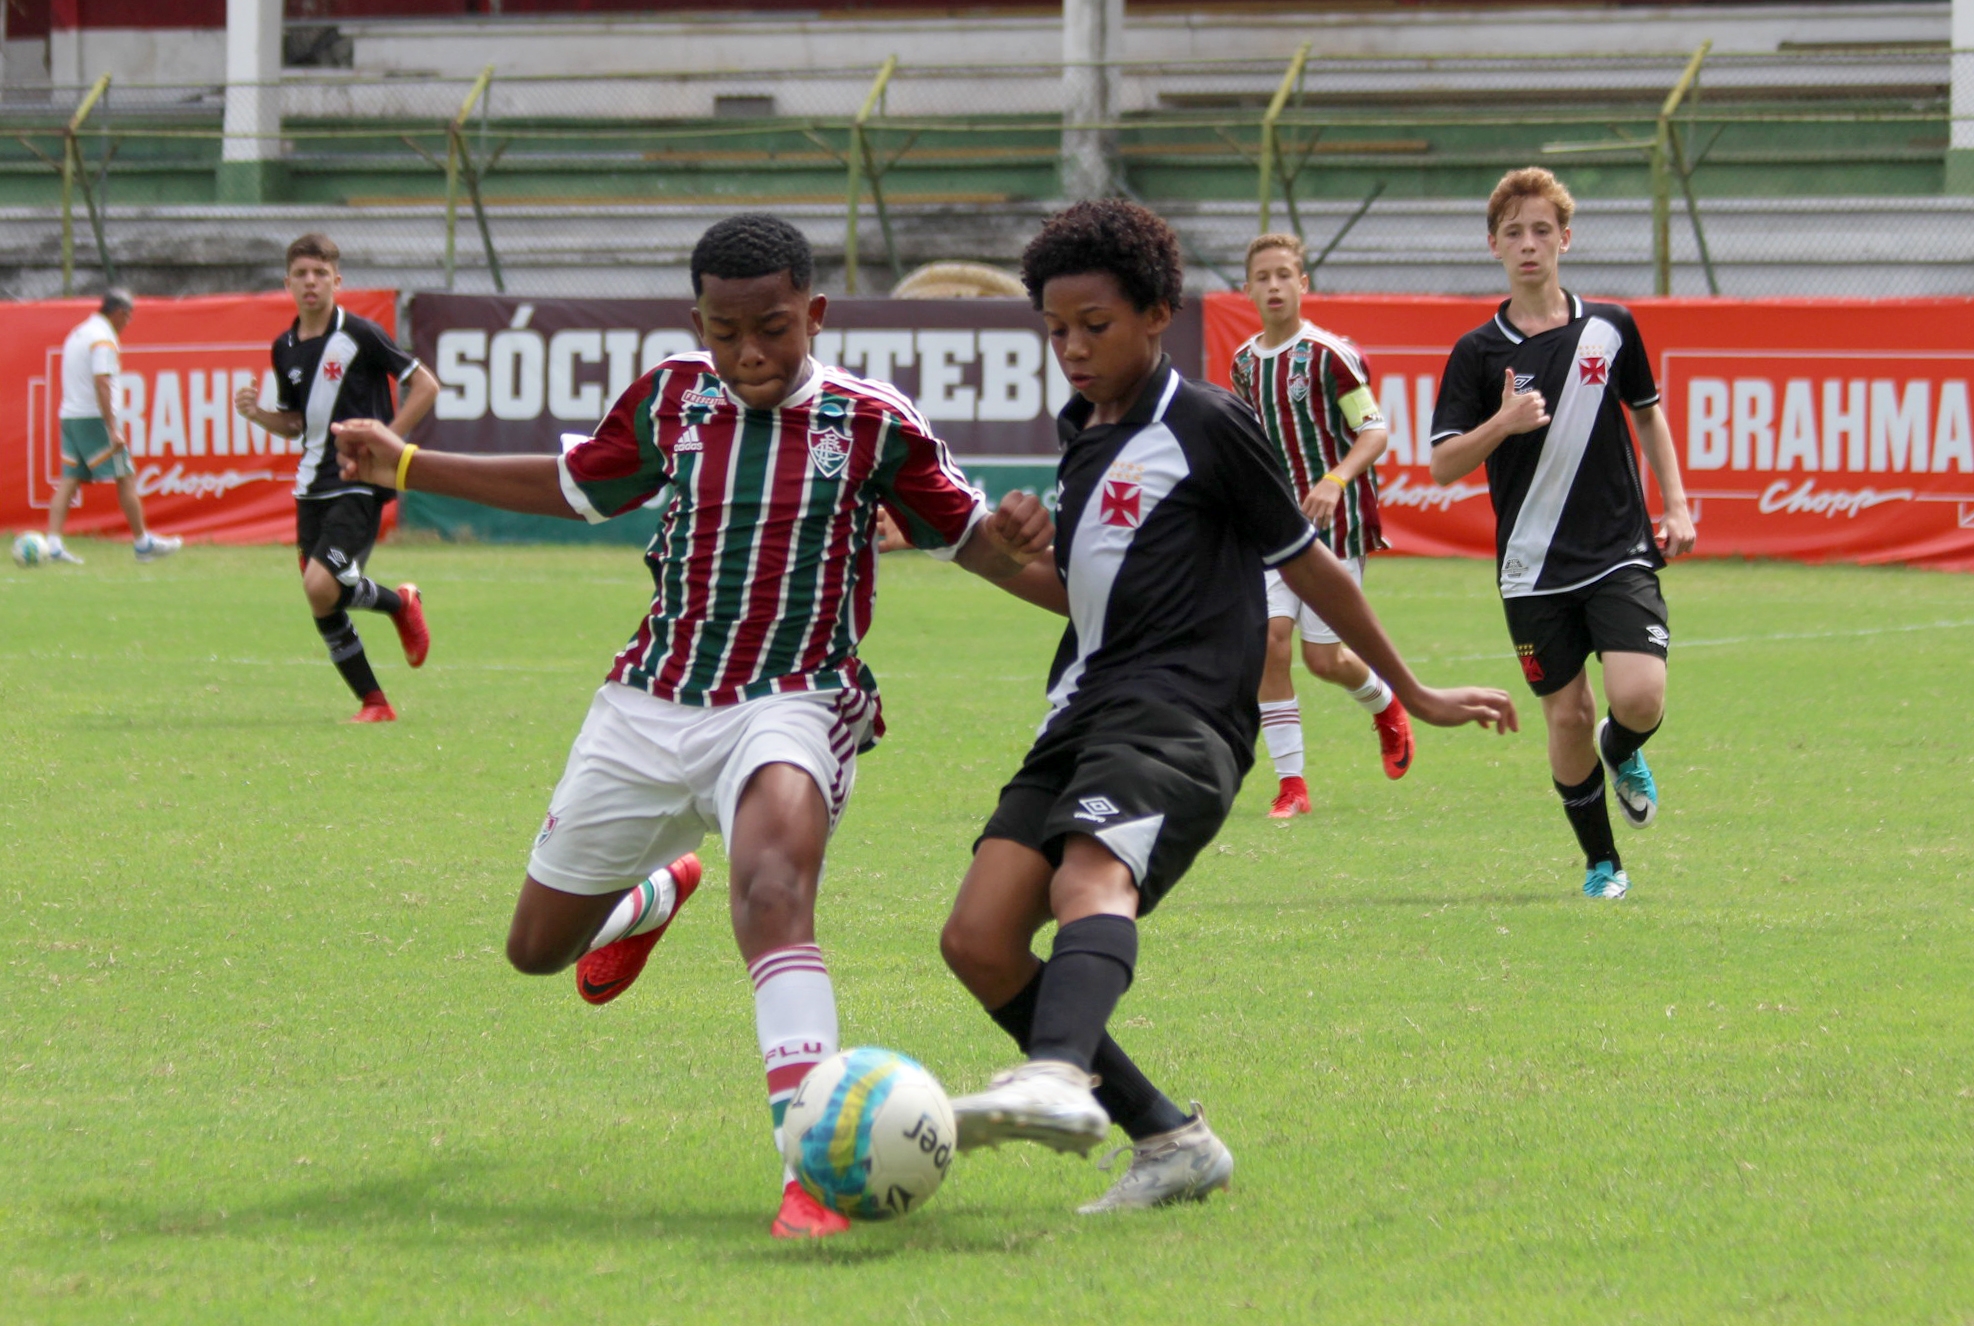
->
[1430, 331, 1490, 447]
[1196, 385, 1319, 567]
[349, 315, 419, 382]
[272, 335, 299, 413]
[1611, 307, 1660, 409]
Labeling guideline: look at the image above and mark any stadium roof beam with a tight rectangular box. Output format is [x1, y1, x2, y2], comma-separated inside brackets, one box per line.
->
[1062, 0, 1122, 201]
[220, 0, 281, 204]
[1951, 0, 1974, 192]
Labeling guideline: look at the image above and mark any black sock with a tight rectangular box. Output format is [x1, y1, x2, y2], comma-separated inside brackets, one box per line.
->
[1028, 915, 1137, 1074]
[1599, 710, 1660, 767]
[339, 577, 403, 616]
[988, 966, 1188, 1141]
[1555, 767, 1619, 869]
[315, 611, 383, 702]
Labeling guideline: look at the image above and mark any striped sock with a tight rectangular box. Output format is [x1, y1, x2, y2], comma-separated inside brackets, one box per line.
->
[749, 943, 838, 1183]
[1349, 673, 1395, 714]
[583, 865, 680, 955]
[1259, 699, 1304, 779]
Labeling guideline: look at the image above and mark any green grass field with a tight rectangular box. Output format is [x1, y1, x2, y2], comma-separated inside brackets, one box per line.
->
[4, 539, 1971, 1324]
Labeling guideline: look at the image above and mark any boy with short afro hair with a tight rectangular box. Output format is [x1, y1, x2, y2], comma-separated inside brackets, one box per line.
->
[939, 198, 1517, 1213]
[333, 212, 1053, 1239]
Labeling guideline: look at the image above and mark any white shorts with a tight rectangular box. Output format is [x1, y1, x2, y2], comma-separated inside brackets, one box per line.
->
[527, 682, 874, 896]
[1263, 555, 1364, 646]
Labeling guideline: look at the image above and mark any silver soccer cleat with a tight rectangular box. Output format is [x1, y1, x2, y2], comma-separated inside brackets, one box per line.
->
[1076, 1104, 1234, 1214]
[950, 1059, 1110, 1154]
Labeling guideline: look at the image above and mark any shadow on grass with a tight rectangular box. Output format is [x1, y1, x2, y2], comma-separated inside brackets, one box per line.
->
[54, 1158, 1048, 1262]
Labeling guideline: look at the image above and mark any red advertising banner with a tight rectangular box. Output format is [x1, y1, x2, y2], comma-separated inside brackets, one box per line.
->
[2, 290, 399, 544]
[1202, 292, 1974, 572]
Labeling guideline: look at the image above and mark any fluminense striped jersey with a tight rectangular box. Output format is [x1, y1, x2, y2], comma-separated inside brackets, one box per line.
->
[558, 352, 988, 709]
[1230, 321, 1389, 560]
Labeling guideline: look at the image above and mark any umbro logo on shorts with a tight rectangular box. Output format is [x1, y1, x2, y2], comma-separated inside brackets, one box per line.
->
[1074, 796, 1119, 822]
[1646, 625, 1670, 648]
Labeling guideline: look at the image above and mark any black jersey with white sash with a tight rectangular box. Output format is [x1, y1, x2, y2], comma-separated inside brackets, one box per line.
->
[272, 306, 419, 501]
[1042, 356, 1318, 766]
[1430, 293, 1663, 598]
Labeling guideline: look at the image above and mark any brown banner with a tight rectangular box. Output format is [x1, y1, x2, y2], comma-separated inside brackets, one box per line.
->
[408, 294, 1203, 475]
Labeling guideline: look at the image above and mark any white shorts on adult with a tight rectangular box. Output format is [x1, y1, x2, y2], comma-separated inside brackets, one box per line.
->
[1263, 554, 1364, 646]
[527, 682, 873, 896]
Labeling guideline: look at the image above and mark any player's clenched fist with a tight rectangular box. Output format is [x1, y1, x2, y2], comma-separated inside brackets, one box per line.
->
[981, 489, 1053, 565]
[1497, 366, 1550, 436]
[331, 417, 407, 488]
[1408, 685, 1520, 735]
[232, 384, 260, 417]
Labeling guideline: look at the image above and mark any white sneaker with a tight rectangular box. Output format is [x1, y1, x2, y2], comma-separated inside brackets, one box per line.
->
[48, 543, 85, 565]
[1077, 1104, 1235, 1213]
[134, 535, 182, 563]
[950, 1059, 1110, 1155]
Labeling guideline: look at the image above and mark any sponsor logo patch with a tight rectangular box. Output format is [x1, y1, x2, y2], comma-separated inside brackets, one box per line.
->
[673, 425, 702, 453]
[681, 389, 724, 410]
[1074, 796, 1119, 822]
[1513, 373, 1536, 393]
[1646, 624, 1670, 649]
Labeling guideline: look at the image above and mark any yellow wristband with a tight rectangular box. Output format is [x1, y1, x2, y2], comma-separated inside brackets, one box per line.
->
[395, 443, 419, 492]
[1322, 471, 1348, 489]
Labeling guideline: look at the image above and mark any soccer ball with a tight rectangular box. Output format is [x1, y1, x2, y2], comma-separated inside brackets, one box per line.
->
[11, 532, 49, 567]
[781, 1047, 956, 1221]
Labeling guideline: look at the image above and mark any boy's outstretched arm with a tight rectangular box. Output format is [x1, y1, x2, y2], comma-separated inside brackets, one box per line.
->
[333, 418, 580, 518]
[1276, 542, 1519, 733]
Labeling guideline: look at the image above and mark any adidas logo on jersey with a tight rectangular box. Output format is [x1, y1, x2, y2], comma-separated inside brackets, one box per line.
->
[674, 425, 702, 453]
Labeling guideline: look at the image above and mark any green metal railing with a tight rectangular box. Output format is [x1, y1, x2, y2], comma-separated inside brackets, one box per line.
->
[5, 47, 1961, 296]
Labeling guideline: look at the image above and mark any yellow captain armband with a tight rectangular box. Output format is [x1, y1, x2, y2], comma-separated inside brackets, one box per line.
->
[1336, 384, 1383, 431]
[395, 443, 420, 492]
[1322, 471, 1348, 490]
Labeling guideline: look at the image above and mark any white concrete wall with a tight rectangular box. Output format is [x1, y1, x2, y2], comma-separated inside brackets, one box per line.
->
[328, 4, 1946, 80]
[46, 27, 224, 88]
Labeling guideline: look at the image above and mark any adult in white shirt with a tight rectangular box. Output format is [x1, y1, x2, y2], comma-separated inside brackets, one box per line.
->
[47, 289, 180, 565]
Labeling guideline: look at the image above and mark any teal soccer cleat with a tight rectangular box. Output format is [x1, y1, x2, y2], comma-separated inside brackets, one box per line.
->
[1597, 718, 1659, 829]
[1584, 860, 1630, 899]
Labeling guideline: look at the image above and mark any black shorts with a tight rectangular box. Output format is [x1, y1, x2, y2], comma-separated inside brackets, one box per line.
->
[976, 696, 1240, 916]
[1502, 565, 1669, 696]
[296, 492, 385, 581]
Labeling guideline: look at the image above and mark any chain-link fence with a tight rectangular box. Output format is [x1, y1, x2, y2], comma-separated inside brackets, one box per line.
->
[3, 46, 1971, 300]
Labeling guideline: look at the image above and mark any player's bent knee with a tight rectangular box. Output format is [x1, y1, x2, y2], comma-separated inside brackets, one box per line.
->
[938, 918, 1017, 990]
[504, 928, 576, 976]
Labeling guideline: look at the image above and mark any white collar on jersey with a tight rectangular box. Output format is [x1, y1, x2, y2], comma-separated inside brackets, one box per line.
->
[721, 356, 825, 412]
[1246, 319, 1320, 359]
[1493, 292, 1583, 344]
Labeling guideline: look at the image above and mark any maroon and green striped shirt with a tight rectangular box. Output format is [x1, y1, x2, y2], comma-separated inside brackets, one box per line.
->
[559, 352, 987, 709]
[1230, 321, 1389, 560]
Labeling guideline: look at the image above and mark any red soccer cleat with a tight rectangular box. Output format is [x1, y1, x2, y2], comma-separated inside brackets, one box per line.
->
[771, 1179, 850, 1240]
[1374, 700, 1414, 780]
[351, 692, 397, 723]
[1268, 775, 1311, 818]
[575, 854, 702, 1005]
[391, 583, 429, 668]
